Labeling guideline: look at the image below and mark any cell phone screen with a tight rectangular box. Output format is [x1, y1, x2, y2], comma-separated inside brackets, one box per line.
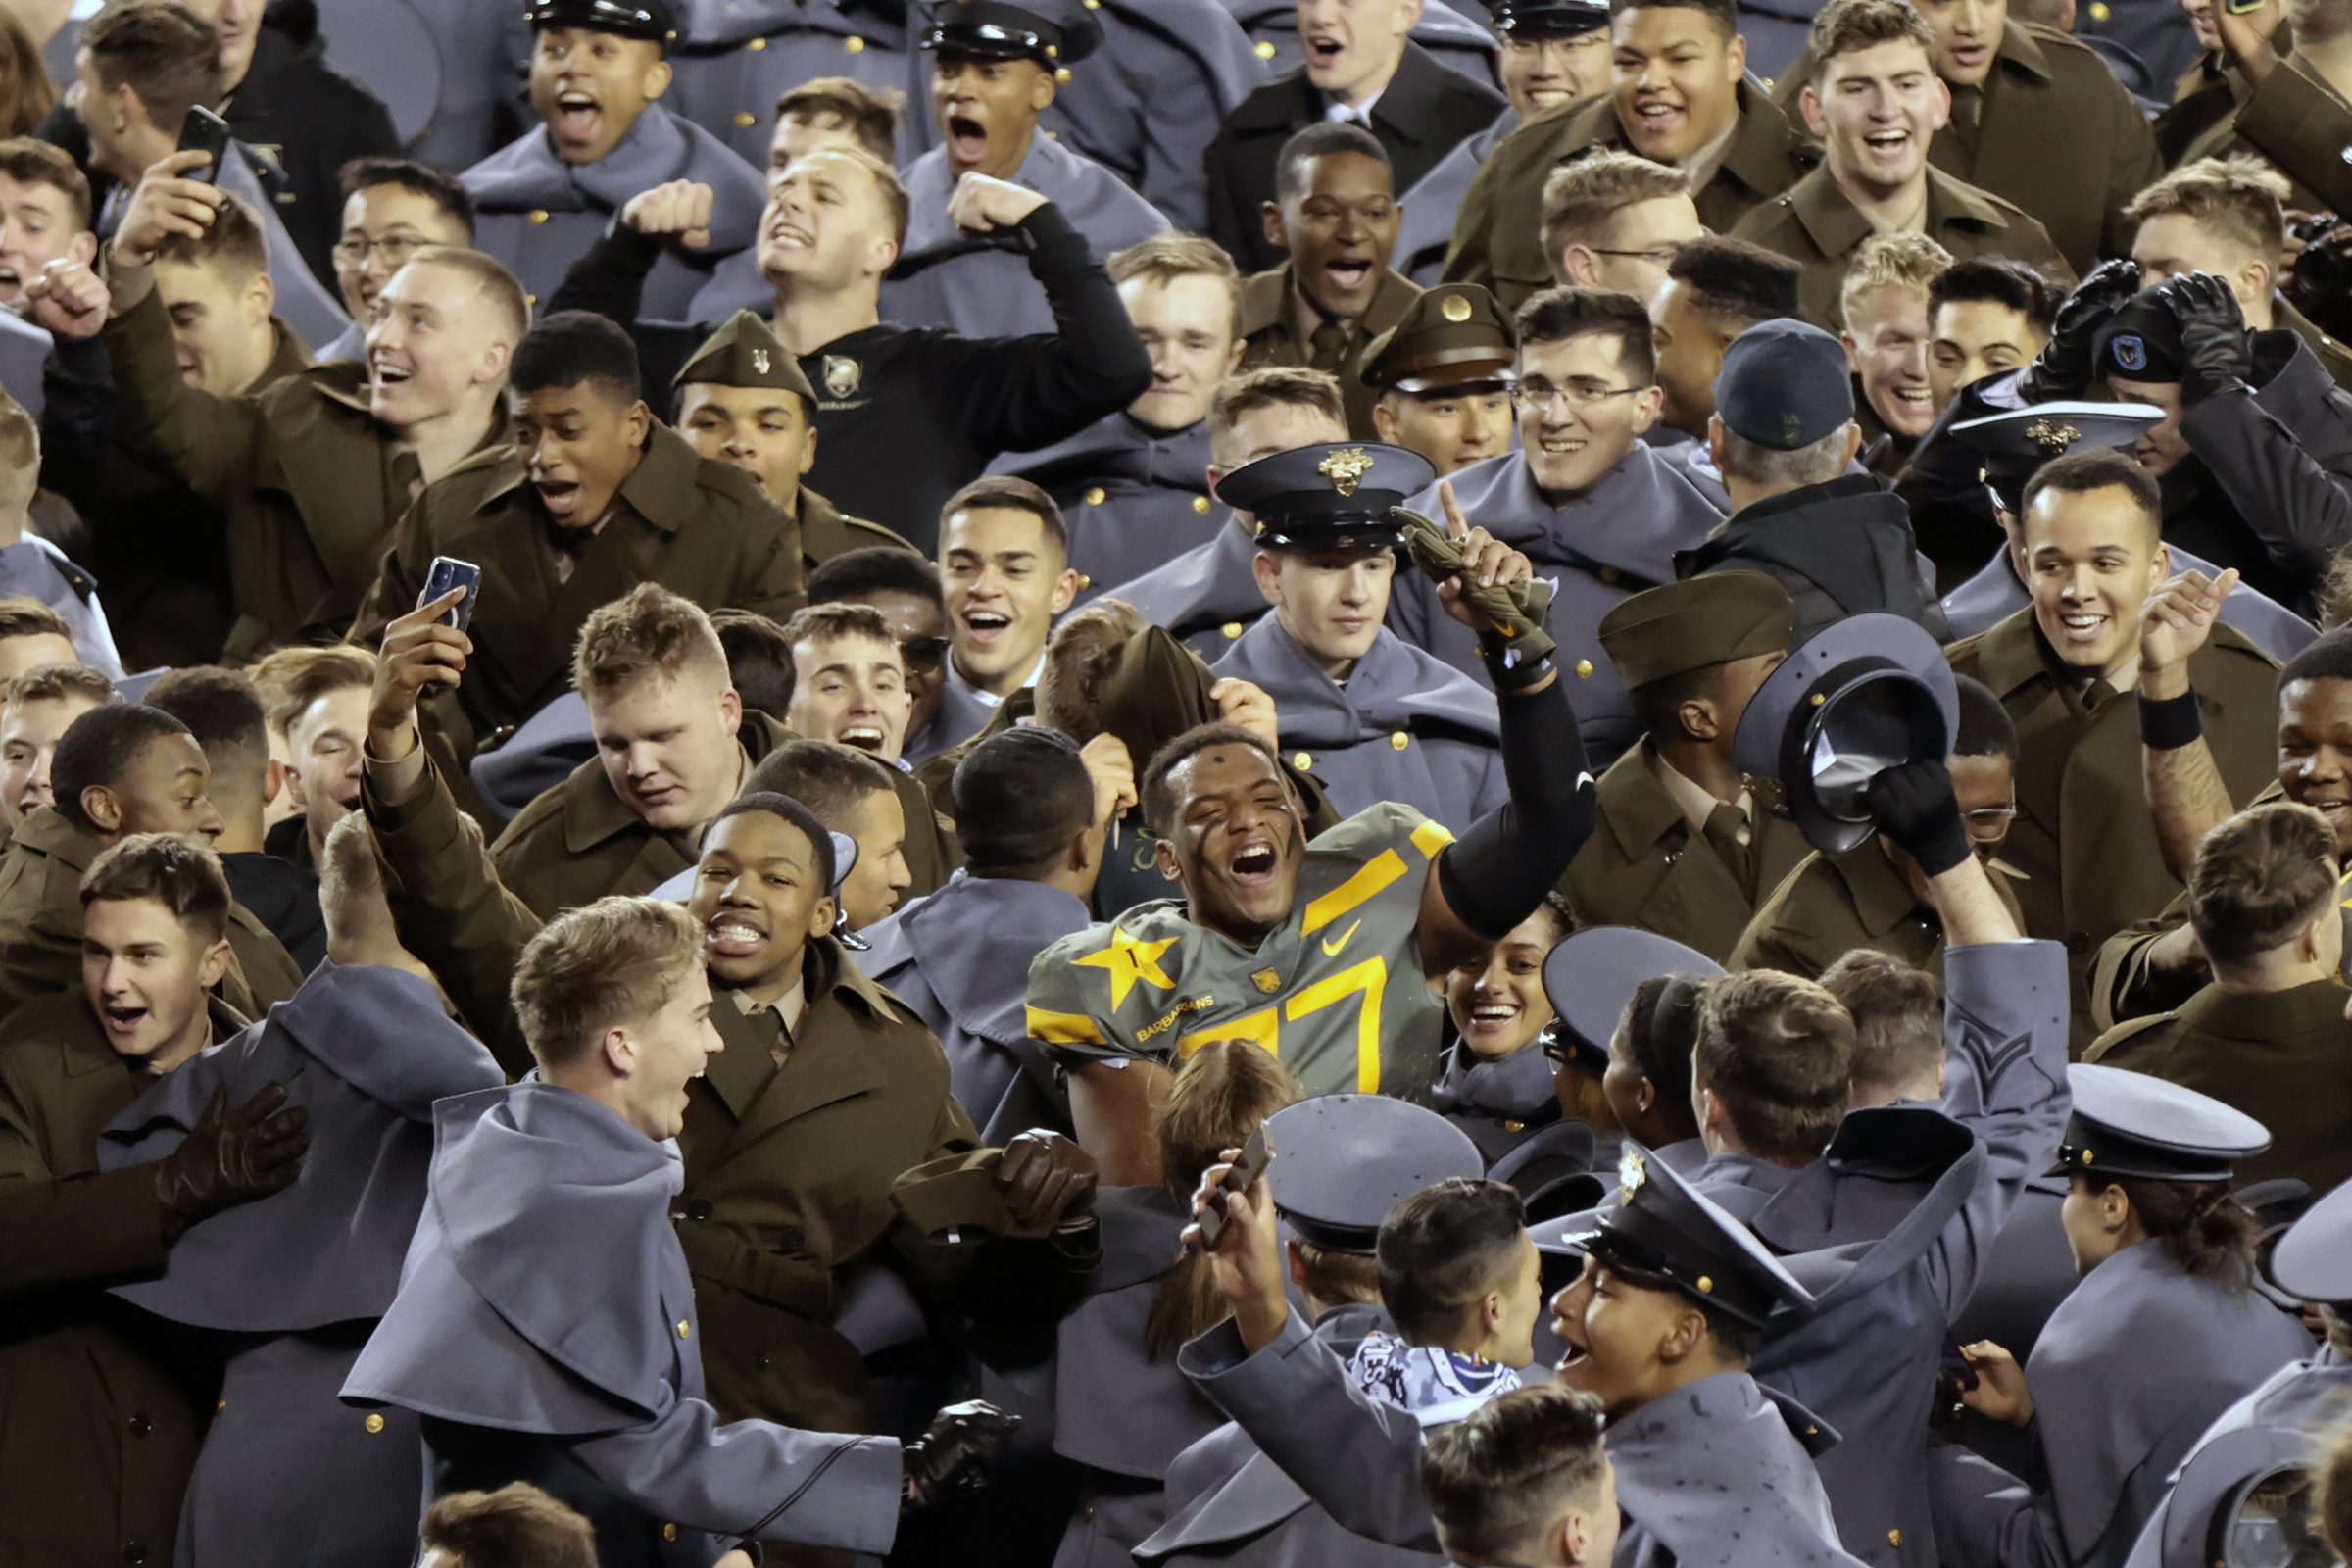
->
[176, 107, 231, 185]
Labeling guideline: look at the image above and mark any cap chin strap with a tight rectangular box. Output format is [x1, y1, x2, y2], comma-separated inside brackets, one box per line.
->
[829, 830, 870, 950]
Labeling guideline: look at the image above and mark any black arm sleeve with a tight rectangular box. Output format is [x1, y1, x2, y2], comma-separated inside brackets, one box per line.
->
[544, 225, 704, 394]
[1436, 676, 1596, 941]
[37, 336, 116, 513]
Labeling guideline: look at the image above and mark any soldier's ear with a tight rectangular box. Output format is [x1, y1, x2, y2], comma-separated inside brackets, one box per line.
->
[641, 56, 674, 103]
[197, 938, 232, 993]
[808, 893, 837, 940]
[1261, 201, 1287, 254]
[80, 784, 121, 836]
[1153, 835, 1181, 880]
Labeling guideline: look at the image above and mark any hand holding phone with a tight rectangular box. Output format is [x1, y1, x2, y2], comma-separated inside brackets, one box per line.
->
[175, 107, 232, 185]
[1190, 1124, 1271, 1250]
[420, 557, 482, 634]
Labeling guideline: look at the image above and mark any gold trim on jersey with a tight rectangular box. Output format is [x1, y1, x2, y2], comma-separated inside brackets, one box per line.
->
[1174, 956, 1393, 1095]
[1026, 1006, 1107, 1046]
[1303, 851, 1406, 935]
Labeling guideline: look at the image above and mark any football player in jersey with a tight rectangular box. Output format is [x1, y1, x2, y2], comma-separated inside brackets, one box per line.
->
[1024, 440, 1598, 1182]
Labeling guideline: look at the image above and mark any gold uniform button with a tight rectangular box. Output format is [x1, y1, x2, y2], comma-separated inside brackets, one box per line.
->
[1293, 752, 1313, 770]
[216, 1397, 227, 1414]
[845, 34, 865, 52]
[1084, 486, 1106, 505]
[1888, 1530, 1903, 1547]
[735, 111, 757, 127]
[2088, 1, 2109, 16]
[528, 210, 550, 224]
[677, 1319, 691, 1338]
[1440, 294, 1473, 322]
[1391, 731, 1409, 751]
[364, 1413, 386, 1434]
[662, 1523, 680, 1542]
[1695, 1274, 1714, 1293]
[1575, 659, 1593, 677]
[1192, 495, 1210, 514]
[747, 35, 766, 48]
[1221, 621, 1243, 639]
[1055, 66, 1072, 82]
[1502, 1118, 1525, 1132]
[1255, 39, 1277, 58]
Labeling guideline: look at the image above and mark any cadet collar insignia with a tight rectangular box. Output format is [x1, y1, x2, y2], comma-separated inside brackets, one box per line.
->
[1618, 1146, 1647, 1205]
[752, 348, 771, 375]
[1319, 446, 1374, 497]
[2024, 416, 2082, 455]
[1440, 294, 1473, 322]
[1251, 967, 1281, 995]
[822, 355, 861, 400]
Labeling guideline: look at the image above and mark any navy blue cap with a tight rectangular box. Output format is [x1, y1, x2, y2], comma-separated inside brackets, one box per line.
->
[1715, 318, 1853, 452]
[2049, 1063, 2271, 1184]
[525, 0, 677, 48]
[1213, 441, 1437, 551]
[1950, 399, 2165, 483]
[1551, 1144, 1814, 1327]
[919, 0, 1102, 65]
[2264, 1173, 2352, 1302]
[2147, 1426, 2321, 1568]
[1492, 0, 1612, 36]
[1265, 1095, 1485, 1254]
[1542, 927, 1724, 1073]
[2093, 293, 2186, 384]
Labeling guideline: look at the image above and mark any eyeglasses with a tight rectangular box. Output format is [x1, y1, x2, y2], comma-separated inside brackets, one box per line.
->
[1963, 803, 2018, 840]
[898, 634, 950, 674]
[1510, 380, 1642, 413]
[331, 235, 432, 269]
[1587, 246, 1684, 266]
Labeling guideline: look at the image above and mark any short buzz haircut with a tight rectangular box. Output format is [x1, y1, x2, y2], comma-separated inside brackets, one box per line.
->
[1719, 422, 1848, 491]
[807, 545, 944, 612]
[79, 831, 230, 943]
[402, 244, 528, 346]
[742, 738, 895, 825]
[1516, 286, 1656, 387]
[1376, 1177, 1529, 1344]
[786, 143, 911, 250]
[513, 310, 642, 404]
[2125, 155, 2291, 270]
[1611, 0, 1740, 37]
[2, 662, 116, 714]
[2020, 448, 2162, 544]
[1422, 1385, 1611, 1566]
[781, 601, 897, 657]
[1808, 0, 1938, 64]
[419, 1483, 598, 1568]
[1952, 672, 2016, 760]
[0, 596, 73, 645]
[1540, 150, 1690, 268]
[1838, 230, 1953, 334]
[708, 608, 794, 723]
[939, 475, 1069, 560]
[2280, 624, 2352, 687]
[1929, 255, 2062, 335]
[511, 895, 706, 1073]
[1667, 236, 1803, 330]
[144, 665, 269, 790]
[1109, 231, 1244, 340]
[953, 725, 1095, 874]
[1207, 366, 1347, 467]
[2189, 801, 2341, 966]
[336, 155, 476, 240]
[81, 1, 223, 142]
[0, 136, 92, 232]
[152, 187, 268, 282]
[1273, 121, 1391, 206]
[251, 643, 375, 739]
[317, 809, 384, 923]
[1820, 950, 1943, 1102]
[776, 77, 903, 164]
[1034, 598, 1147, 740]
[52, 704, 193, 834]
[716, 789, 839, 891]
[571, 583, 731, 700]
[1693, 969, 1856, 1163]
[1140, 721, 1287, 838]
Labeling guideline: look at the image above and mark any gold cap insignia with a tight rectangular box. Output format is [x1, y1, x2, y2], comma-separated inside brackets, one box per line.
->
[1696, 1275, 1714, 1294]
[751, 348, 770, 375]
[1441, 294, 1473, 323]
[1318, 446, 1374, 497]
[2024, 417, 2082, 455]
[1251, 967, 1281, 994]
[1618, 1146, 1646, 1204]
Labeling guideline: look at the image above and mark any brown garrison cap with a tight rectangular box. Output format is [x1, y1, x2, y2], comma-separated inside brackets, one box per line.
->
[1358, 284, 1516, 395]
[1598, 572, 1795, 690]
[673, 309, 817, 405]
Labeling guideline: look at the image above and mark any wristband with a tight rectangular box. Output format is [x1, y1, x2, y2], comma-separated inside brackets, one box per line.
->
[2137, 687, 2203, 751]
[1479, 631, 1554, 693]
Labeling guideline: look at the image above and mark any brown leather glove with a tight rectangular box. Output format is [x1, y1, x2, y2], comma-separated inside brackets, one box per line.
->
[998, 1129, 1099, 1239]
[154, 1083, 309, 1243]
[1396, 508, 1558, 665]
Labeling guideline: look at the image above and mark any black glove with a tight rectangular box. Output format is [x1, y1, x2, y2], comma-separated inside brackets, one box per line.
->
[2163, 270, 2253, 404]
[903, 1401, 1020, 1514]
[2022, 257, 2140, 401]
[997, 1129, 1099, 1238]
[1863, 759, 1973, 880]
[154, 1083, 308, 1243]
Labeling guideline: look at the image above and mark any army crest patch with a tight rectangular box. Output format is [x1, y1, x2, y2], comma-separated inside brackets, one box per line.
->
[752, 348, 771, 375]
[822, 356, 862, 400]
[1317, 446, 1372, 498]
[1251, 967, 1281, 995]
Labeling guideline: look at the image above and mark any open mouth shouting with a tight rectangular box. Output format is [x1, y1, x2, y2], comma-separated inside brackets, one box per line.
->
[958, 606, 1012, 653]
[1304, 29, 1346, 70]
[534, 474, 584, 518]
[0, 263, 22, 300]
[705, 907, 769, 961]
[946, 113, 989, 169]
[97, 997, 151, 1043]
[1324, 254, 1374, 296]
[1228, 836, 1280, 888]
[552, 89, 603, 151]
[836, 723, 887, 754]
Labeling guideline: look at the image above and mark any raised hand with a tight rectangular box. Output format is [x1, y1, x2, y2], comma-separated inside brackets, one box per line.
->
[114, 150, 228, 270]
[620, 179, 715, 251]
[2139, 567, 2238, 694]
[996, 1129, 1099, 1237]
[368, 586, 473, 757]
[1209, 677, 1281, 751]
[24, 259, 108, 339]
[947, 172, 1048, 236]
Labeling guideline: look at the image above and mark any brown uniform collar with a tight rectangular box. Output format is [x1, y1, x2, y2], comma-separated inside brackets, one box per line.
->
[1786, 162, 2024, 261]
[1594, 737, 1695, 860]
[1826, 840, 1925, 938]
[2176, 977, 2352, 1039]
[1962, 609, 2072, 701]
[1992, 19, 2056, 83]
[16, 803, 102, 870]
[1239, 264, 1418, 345]
[698, 937, 902, 1120]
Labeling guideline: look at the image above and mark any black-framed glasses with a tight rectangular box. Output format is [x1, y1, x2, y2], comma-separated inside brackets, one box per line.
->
[1510, 380, 1642, 413]
[899, 635, 950, 673]
[331, 235, 432, 269]
[1587, 245, 1683, 266]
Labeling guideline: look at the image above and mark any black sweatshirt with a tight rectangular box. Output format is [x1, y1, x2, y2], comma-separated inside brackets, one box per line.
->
[547, 204, 1153, 552]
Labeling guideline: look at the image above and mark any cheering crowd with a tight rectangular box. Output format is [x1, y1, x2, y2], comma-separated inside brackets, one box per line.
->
[6, 0, 2352, 1564]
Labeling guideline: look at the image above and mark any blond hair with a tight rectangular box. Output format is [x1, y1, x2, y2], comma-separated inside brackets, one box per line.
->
[1838, 230, 1953, 331]
[512, 896, 705, 1072]
[570, 583, 730, 699]
[1540, 150, 1691, 272]
[1109, 232, 1243, 338]
[2125, 155, 2291, 270]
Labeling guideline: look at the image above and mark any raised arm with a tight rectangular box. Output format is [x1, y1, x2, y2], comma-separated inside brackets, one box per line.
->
[2135, 567, 2244, 883]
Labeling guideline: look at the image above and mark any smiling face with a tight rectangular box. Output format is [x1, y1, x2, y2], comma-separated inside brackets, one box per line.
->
[1913, 0, 2005, 86]
[1549, 1254, 1706, 1415]
[588, 667, 745, 833]
[1298, 0, 1419, 102]
[677, 381, 815, 511]
[1516, 331, 1662, 495]
[785, 630, 910, 761]
[612, 963, 722, 1142]
[154, 257, 275, 396]
[1804, 37, 1949, 202]
[1156, 742, 1307, 943]
[1122, 271, 1244, 434]
[81, 732, 223, 846]
[1502, 28, 1614, 115]
[1446, 907, 1562, 1061]
[862, 588, 951, 742]
[759, 150, 899, 292]
[516, 379, 652, 529]
[1929, 296, 2045, 414]
[365, 261, 514, 435]
[691, 808, 835, 999]
[2278, 677, 2352, 856]
[931, 49, 1053, 181]
[284, 683, 368, 851]
[1843, 283, 1936, 439]
[0, 692, 101, 825]
[2106, 375, 2190, 477]
[335, 182, 469, 323]
[1610, 4, 1746, 164]
[83, 895, 227, 1072]
[940, 504, 1080, 697]
[0, 172, 92, 306]
[1373, 383, 1515, 476]
[1253, 545, 1396, 679]
[1267, 149, 1400, 324]
[1576, 194, 1704, 307]
[837, 784, 912, 929]
[2022, 481, 2168, 681]
[530, 25, 672, 166]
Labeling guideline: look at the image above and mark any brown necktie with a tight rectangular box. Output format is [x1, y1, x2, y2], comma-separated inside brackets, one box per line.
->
[1705, 803, 1753, 896]
[1307, 318, 1351, 373]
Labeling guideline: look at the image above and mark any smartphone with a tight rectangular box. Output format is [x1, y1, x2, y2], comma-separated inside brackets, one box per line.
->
[1192, 1124, 1272, 1250]
[1939, 1339, 1980, 1395]
[176, 106, 232, 184]
[421, 556, 483, 633]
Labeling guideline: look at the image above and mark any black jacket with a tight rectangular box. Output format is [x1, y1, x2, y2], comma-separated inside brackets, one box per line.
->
[1679, 473, 1947, 644]
[1203, 42, 1504, 272]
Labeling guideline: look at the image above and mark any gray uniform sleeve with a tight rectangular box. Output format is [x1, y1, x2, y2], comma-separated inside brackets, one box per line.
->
[2181, 385, 2352, 580]
[1925, 1443, 2071, 1568]
[1176, 1313, 1441, 1551]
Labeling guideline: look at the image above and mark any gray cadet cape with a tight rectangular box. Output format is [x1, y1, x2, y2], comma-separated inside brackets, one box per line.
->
[1393, 444, 1726, 765]
[341, 0, 520, 172]
[1220, 0, 1500, 85]
[856, 869, 1091, 1144]
[0, 308, 47, 417]
[1927, 1239, 2314, 1568]
[463, 106, 767, 323]
[1210, 617, 1504, 831]
[1939, 539, 2319, 662]
[989, 412, 1222, 595]
[666, 0, 912, 168]
[1426, 1039, 1563, 1167]
[1134, 1300, 1440, 1568]
[1396, 107, 1518, 284]
[1099, 516, 1270, 662]
[0, 534, 124, 679]
[97, 962, 504, 1568]
[341, 1080, 906, 1568]
[881, 134, 1170, 341]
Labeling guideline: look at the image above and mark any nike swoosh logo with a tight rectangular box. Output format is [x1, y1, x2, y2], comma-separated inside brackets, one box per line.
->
[1321, 918, 1362, 957]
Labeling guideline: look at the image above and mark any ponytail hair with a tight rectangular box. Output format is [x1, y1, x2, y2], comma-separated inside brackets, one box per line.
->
[2315, 1415, 2352, 1562]
[1142, 1041, 1299, 1359]
[2100, 1175, 2263, 1291]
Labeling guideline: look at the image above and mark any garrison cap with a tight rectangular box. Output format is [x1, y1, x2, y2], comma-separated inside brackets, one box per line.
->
[2268, 1172, 2352, 1303]
[2093, 292, 2186, 384]
[1716, 318, 1853, 451]
[1492, 0, 1613, 36]
[1950, 399, 2165, 484]
[1265, 1095, 1485, 1254]
[524, 0, 677, 49]
[1542, 926, 1724, 1076]
[1597, 572, 1795, 692]
[1214, 441, 1436, 551]
[1733, 612, 1959, 855]
[918, 0, 1103, 66]
[1554, 1143, 1814, 1328]
[2145, 1426, 2319, 1568]
[674, 310, 818, 405]
[2048, 1063, 2271, 1184]
[1359, 285, 1516, 395]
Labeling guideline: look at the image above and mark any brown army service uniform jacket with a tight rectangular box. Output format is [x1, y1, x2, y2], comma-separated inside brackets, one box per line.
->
[1443, 83, 1814, 315]
[1237, 264, 1421, 441]
[1772, 21, 2163, 274]
[348, 422, 808, 764]
[1731, 164, 2073, 330]
[1946, 609, 2280, 1048]
[1730, 839, 2027, 980]
[0, 808, 303, 1017]
[0, 990, 248, 1568]
[1557, 737, 1814, 964]
[800, 487, 913, 568]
